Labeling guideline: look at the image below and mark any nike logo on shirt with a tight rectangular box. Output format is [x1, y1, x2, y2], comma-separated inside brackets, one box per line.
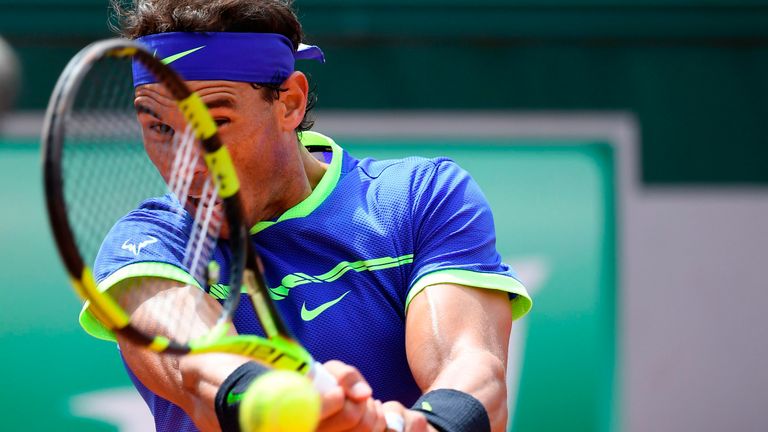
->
[301, 290, 351, 321]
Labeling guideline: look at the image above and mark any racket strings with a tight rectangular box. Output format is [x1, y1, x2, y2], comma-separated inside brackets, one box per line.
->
[164, 124, 225, 343]
[167, 126, 224, 287]
[60, 53, 228, 345]
[63, 56, 160, 265]
[124, 121, 226, 345]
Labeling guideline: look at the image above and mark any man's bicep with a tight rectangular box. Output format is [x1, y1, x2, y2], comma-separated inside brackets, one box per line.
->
[404, 283, 513, 391]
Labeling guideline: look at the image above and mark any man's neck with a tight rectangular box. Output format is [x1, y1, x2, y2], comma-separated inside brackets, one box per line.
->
[257, 137, 329, 223]
[302, 143, 330, 190]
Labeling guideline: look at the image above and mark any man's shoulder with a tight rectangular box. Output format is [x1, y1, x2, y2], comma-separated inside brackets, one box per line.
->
[93, 194, 190, 280]
[116, 194, 188, 227]
[350, 154, 459, 185]
[96, 195, 185, 246]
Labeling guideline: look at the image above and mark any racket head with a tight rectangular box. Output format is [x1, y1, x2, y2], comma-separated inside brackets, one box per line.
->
[42, 38, 248, 353]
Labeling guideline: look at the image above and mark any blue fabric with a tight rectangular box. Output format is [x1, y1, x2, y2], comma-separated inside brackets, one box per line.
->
[94, 194, 233, 289]
[133, 32, 325, 87]
[95, 140, 520, 431]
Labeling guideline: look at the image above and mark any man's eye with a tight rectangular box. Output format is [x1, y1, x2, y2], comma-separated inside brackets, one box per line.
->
[149, 123, 175, 136]
[215, 118, 231, 127]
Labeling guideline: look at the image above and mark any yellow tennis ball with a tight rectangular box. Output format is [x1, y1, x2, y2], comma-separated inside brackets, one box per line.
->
[239, 370, 321, 432]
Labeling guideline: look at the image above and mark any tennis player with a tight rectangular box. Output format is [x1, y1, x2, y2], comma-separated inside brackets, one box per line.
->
[84, 0, 532, 430]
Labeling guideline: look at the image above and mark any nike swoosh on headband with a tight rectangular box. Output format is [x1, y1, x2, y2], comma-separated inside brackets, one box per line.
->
[161, 46, 206, 65]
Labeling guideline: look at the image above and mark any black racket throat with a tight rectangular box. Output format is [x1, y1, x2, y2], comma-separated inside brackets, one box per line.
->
[244, 242, 295, 341]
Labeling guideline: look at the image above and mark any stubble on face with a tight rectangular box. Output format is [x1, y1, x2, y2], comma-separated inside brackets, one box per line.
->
[135, 79, 319, 232]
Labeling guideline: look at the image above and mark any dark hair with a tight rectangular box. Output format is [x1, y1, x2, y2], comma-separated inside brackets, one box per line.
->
[112, 0, 316, 132]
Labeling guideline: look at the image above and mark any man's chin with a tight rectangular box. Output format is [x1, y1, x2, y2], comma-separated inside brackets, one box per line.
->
[218, 222, 230, 240]
[184, 199, 228, 239]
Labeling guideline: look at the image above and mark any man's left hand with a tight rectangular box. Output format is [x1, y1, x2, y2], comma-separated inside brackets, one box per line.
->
[317, 360, 387, 432]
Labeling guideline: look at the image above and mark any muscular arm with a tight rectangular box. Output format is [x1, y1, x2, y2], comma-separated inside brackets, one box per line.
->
[111, 277, 383, 432]
[111, 277, 249, 432]
[405, 284, 513, 432]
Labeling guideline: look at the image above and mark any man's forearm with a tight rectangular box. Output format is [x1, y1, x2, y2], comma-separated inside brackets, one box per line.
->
[425, 348, 509, 432]
[405, 284, 513, 432]
[118, 336, 250, 432]
[113, 278, 247, 432]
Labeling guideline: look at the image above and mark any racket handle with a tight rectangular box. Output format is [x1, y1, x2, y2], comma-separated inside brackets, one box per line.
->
[307, 361, 405, 432]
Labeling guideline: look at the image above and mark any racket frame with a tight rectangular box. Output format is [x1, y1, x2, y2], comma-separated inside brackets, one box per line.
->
[42, 38, 248, 354]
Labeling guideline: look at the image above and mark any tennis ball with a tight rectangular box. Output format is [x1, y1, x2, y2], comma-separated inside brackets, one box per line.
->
[239, 370, 321, 432]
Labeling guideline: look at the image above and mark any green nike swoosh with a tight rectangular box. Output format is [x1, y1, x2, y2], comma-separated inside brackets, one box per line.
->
[301, 290, 351, 321]
[161, 45, 206, 65]
[227, 391, 244, 405]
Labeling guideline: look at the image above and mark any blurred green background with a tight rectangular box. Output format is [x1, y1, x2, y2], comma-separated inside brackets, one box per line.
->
[2, 0, 768, 183]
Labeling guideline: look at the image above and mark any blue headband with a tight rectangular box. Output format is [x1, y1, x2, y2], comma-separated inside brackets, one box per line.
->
[132, 32, 325, 87]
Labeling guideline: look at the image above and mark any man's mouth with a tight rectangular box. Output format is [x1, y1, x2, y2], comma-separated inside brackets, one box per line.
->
[184, 195, 228, 238]
[188, 195, 223, 206]
[185, 196, 225, 218]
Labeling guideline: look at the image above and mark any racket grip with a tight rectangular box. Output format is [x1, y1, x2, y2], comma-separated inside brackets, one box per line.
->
[307, 361, 405, 432]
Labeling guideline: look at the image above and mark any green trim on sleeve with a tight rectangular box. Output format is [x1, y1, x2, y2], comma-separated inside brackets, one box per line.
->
[405, 269, 532, 321]
[250, 131, 343, 234]
[79, 262, 201, 342]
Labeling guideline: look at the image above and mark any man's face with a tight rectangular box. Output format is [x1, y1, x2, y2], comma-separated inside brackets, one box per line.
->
[135, 80, 284, 229]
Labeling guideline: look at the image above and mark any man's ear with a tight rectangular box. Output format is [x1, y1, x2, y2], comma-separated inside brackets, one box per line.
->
[277, 71, 309, 132]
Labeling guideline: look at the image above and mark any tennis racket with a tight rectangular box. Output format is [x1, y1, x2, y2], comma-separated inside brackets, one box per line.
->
[42, 38, 403, 431]
[42, 37, 252, 356]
